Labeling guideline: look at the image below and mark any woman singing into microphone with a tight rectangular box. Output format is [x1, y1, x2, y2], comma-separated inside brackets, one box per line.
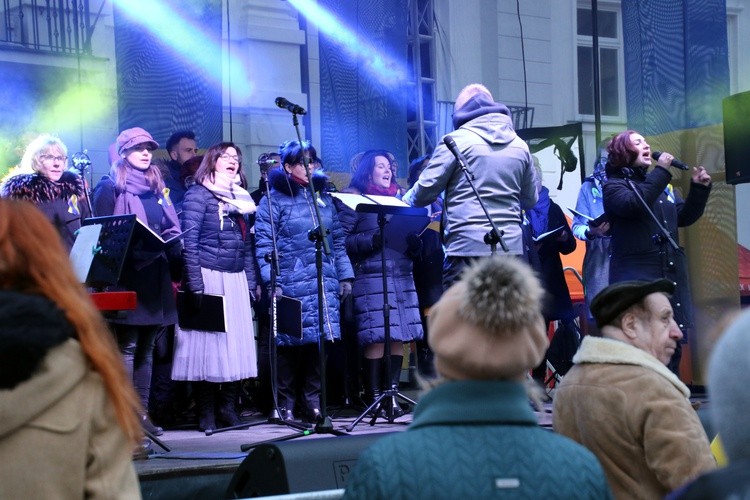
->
[602, 130, 711, 374]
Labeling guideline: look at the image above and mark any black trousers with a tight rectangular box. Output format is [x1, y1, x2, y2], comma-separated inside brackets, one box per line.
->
[276, 343, 321, 414]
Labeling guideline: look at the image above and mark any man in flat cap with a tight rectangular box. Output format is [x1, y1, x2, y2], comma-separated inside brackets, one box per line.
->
[553, 279, 716, 499]
[343, 257, 610, 500]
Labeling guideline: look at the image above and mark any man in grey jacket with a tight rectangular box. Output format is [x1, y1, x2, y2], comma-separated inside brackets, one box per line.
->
[402, 83, 538, 288]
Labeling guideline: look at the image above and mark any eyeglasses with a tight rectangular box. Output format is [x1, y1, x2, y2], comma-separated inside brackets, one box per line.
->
[40, 154, 68, 162]
[219, 153, 241, 162]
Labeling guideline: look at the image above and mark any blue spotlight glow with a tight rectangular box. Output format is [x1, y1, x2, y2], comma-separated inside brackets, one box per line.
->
[287, 0, 408, 87]
[111, 0, 252, 97]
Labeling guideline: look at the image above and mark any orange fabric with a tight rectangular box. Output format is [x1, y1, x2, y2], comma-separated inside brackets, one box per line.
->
[560, 215, 586, 303]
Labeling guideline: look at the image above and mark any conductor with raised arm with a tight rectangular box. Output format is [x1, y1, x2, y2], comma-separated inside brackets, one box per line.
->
[402, 83, 538, 289]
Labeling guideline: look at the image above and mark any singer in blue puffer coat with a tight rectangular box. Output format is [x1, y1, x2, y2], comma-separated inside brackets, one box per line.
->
[254, 140, 353, 422]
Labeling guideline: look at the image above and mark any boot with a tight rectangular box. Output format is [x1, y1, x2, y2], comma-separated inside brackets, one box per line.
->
[363, 357, 383, 417]
[217, 381, 242, 427]
[194, 381, 216, 432]
[388, 355, 405, 418]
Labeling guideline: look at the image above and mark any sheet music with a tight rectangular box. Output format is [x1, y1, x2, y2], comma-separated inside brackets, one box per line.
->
[69, 224, 102, 283]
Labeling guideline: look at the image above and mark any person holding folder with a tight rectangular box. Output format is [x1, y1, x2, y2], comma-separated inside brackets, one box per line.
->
[171, 142, 258, 432]
[337, 150, 424, 415]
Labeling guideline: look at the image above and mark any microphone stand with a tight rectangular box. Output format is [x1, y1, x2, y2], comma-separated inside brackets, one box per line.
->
[72, 150, 95, 217]
[446, 140, 508, 253]
[239, 108, 347, 451]
[208, 172, 308, 436]
[623, 171, 679, 251]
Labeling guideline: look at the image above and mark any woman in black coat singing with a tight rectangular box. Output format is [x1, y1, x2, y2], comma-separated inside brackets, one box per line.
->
[603, 130, 711, 374]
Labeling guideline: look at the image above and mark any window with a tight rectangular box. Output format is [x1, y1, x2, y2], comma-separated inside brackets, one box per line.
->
[576, 5, 623, 118]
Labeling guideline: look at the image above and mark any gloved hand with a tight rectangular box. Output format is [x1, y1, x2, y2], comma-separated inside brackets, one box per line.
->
[406, 232, 423, 254]
[339, 280, 353, 300]
[267, 285, 283, 299]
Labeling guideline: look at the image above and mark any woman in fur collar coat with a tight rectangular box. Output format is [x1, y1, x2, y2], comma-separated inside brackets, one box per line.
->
[1, 134, 90, 251]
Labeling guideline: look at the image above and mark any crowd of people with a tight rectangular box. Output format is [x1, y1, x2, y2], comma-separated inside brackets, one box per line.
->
[2, 80, 740, 499]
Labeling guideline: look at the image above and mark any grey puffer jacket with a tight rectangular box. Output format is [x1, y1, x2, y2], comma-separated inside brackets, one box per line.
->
[180, 183, 257, 294]
[254, 170, 354, 346]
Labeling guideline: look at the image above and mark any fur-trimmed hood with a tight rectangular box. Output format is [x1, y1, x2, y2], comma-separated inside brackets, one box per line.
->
[0, 170, 86, 204]
[268, 168, 330, 197]
[573, 336, 690, 399]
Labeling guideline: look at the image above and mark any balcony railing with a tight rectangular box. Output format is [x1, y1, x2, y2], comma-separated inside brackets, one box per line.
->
[437, 100, 535, 137]
[1, 0, 93, 55]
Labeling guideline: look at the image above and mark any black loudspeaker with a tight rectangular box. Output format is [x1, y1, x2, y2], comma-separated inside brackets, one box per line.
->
[226, 433, 392, 498]
[724, 90, 750, 185]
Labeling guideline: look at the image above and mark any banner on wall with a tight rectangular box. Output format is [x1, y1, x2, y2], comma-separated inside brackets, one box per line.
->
[517, 123, 585, 214]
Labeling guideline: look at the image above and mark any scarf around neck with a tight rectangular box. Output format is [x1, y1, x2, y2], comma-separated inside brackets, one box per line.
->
[201, 171, 256, 215]
[112, 164, 181, 239]
[365, 181, 399, 197]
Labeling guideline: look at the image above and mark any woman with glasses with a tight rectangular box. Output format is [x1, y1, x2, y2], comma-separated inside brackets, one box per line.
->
[171, 142, 258, 432]
[1, 134, 90, 251]
[92, 127, 181, 437]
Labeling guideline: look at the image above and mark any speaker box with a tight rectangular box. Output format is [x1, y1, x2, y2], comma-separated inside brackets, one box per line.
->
[724, 90, 750, 185]
[226, 433, 392, 498]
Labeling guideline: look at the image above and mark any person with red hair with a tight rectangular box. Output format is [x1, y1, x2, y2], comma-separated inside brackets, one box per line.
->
[603, 130, 711, 374]
[0, 199, 141, 498]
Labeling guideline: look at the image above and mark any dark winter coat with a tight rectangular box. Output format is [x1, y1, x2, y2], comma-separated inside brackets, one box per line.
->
[337, 203, 424, 346]
[604, 166, 710, 330]
[1, 170, 91, 251]
[180, 184, 257, 294]
[92, 176, 178, 326]
[254, 169, 354, 346]
[535, 199, 577, 322]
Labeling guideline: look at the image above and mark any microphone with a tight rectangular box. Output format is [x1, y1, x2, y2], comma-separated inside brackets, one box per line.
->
[71, 150, 92, 173]
[652, 151, 689, 171]
[257, 159, 278, 165]
[275, 97, 307, 115]
[443, 135, 472, 172]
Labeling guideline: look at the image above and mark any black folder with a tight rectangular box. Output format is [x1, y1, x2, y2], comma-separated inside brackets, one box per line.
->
[277, 295, 303, 338]
[176, 291, 227, 333]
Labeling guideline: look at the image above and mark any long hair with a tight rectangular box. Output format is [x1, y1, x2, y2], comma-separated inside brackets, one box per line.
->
[0, 199, 142, 442]
[606, 130, 640, 172]
[110, 157, 165, 194]
[349, 149, 393, 193]
[193, 142, 248, 188]
[20, 134, 68, 174]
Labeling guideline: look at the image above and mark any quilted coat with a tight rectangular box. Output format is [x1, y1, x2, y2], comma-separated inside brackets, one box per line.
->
[337, 204, 423, 346]
[180, 183, 257, 293]
[254, 169, 353, 346]
[343, 380, 611, 499]
[553, 336, 716, 499]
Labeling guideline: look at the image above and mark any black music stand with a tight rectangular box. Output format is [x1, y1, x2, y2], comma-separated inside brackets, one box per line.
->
[81, 214, 175, 452]
[339, 195, 429, 431]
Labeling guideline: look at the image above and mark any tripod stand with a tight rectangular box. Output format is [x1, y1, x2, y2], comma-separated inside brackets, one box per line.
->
[239, 105, 348, 451]
[346, 201, 429, 432]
